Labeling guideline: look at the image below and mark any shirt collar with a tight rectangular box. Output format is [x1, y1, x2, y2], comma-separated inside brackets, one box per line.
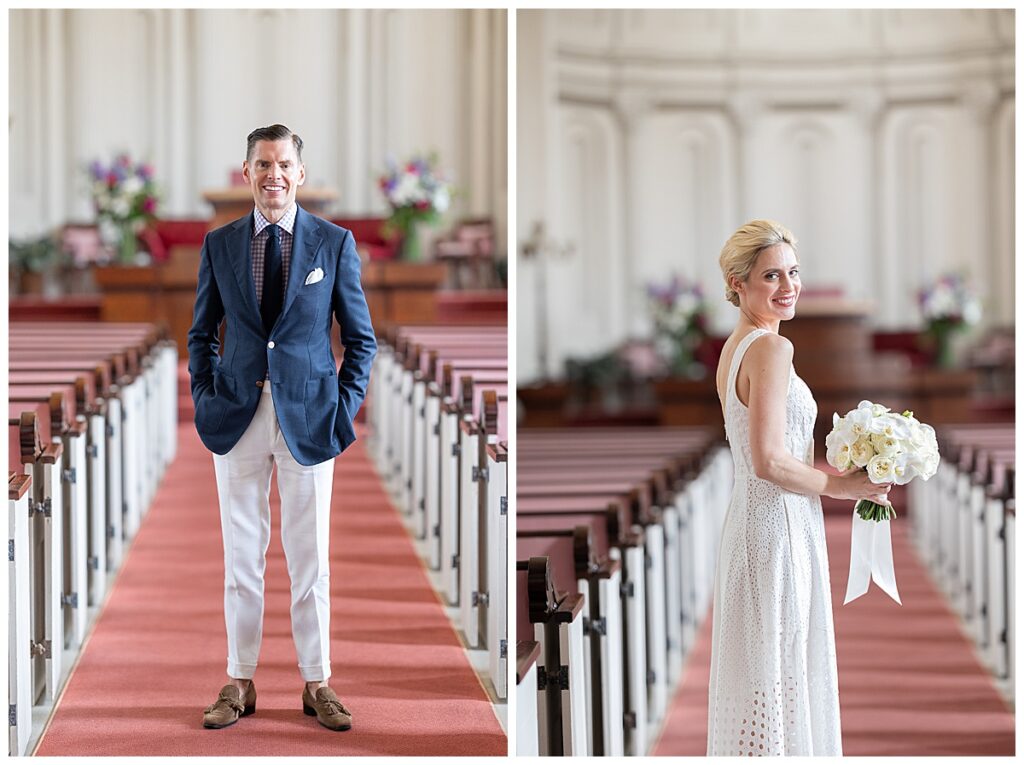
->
[253, 203, 297, 236]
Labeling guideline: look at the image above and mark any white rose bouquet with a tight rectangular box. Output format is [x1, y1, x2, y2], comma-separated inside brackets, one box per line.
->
[826, 400, 941, 604]
[826, 400, 940, 521]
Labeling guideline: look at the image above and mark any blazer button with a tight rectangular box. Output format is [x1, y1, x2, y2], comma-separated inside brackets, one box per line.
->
[255, 380, 264, 388]
[267, 341, 275, 349]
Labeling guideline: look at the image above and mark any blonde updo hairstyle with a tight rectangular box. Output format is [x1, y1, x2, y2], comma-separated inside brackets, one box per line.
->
[719, 219, 797, 307]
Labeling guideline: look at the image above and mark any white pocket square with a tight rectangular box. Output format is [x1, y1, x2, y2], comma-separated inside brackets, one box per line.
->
[304, 267, 324, 286]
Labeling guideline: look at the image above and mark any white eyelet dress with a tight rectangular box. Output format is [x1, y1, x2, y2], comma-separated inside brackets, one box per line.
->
[706, 328, 842, 756]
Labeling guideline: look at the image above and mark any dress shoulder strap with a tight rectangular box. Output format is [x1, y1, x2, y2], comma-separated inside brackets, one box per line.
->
[726, 328, 771, 403]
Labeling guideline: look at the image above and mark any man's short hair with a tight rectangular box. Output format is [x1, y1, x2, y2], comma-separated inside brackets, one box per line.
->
[246, 124, 303, 163]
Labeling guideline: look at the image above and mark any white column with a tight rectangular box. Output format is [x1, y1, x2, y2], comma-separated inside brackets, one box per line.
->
[43, 10, 68, 231]
[846, 88, 886, 318]
[341, 10, 369, 212]
[467, 10, 491, 219]
[612, 92, 655, 339]
[726, 92, 766, 221]
[166, 9, 192, 215]
[958, 81, 999, 330]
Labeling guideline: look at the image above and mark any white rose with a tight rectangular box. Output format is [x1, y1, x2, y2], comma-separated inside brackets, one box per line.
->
[867, 454, 896, 483]
[871, 433, 900, 458]
[964, 299, 982, 325]
[850, 437, 875, 468]
[433, 186, 450, 213]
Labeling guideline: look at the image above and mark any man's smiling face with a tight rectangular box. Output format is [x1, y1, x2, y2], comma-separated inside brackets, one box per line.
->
[242, 138, 305, 222]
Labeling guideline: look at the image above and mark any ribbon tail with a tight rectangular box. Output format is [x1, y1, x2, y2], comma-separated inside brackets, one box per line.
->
[870, 518, 902, 605]
[844, 508, 874, 605]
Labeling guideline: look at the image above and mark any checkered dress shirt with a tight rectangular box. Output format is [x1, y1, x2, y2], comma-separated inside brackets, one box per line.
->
[251, 204, 297, 305]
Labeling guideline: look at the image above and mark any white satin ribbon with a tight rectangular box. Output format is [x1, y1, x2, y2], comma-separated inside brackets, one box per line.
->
[843, 507, 902, 605]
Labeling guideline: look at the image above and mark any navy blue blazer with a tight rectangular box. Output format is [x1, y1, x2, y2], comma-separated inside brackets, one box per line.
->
[187, 204, 378, 466]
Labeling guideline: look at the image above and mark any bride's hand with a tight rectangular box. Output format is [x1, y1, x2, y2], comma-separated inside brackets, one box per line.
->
[834, 468, 892, 505]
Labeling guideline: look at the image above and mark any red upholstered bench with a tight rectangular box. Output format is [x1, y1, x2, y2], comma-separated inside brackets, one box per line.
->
[138, 219, 208, 262]
[330, 217, 399, 261]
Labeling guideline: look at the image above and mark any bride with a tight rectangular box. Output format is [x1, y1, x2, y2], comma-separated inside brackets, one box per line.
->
[706, 220, 891, 756]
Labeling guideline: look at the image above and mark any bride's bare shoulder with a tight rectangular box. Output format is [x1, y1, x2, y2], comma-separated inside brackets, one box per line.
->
[745, 332, 793, 363]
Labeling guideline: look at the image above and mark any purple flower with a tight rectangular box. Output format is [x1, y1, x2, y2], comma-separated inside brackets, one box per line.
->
[89, 160, 105, 180]
[137, 164, 154, 181]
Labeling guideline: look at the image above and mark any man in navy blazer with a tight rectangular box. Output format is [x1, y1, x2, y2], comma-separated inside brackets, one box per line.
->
[189, 124, 376, 731]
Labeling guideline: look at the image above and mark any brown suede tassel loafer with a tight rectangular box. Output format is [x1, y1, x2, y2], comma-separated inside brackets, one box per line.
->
[203, 683, 257, 729]
[302, 686, 353, 731]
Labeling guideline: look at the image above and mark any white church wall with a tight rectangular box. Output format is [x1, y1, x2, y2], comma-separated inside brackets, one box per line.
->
[517, 9, 1014, 382]
[10, 8, 506, 255]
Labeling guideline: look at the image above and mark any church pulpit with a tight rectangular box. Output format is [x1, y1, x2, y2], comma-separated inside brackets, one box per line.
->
[202, 187, 337, 230]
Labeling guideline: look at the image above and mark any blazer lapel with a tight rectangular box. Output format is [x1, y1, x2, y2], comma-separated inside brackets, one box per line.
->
[227, 214, 260, 320]
[282, 204, 323, 320]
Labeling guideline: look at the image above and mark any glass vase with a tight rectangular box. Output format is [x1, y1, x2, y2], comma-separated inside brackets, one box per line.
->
[116, 223, 138, 265]
[399, 224, 422, 262]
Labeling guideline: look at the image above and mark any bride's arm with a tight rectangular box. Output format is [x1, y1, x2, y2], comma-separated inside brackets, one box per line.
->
[745, 334, 885, 502]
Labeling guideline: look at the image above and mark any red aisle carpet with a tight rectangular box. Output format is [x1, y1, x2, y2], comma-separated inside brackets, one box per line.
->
[653, 511, 1016, 756]
[35, 381, 506, 756]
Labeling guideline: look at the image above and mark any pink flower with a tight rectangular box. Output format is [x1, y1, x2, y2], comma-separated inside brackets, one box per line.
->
[142, 196, 157, 214]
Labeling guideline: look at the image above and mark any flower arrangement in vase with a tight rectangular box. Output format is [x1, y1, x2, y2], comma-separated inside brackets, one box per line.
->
[89, 154, 159, 265]
[646, 274, 709, 378]
[917, 273, 981, 368]
[378, 153, 452, 262]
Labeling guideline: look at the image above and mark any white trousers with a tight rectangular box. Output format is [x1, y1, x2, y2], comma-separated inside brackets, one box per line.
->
[212, 384, 335, 682]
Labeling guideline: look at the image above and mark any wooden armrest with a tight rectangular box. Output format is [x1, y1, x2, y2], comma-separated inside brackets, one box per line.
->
[9, 472, 31, 501]
[40, 442, 63, 464]
[516, 641, 541, 684]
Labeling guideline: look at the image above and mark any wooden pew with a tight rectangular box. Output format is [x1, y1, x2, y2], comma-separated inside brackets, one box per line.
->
[476, 389, 509, 702]
[1004, 479, 1015, 697]
[8, 401, 64, 705]
[370, 324, 504, 485]
[9, 386, 87, 652]
[10, 347, 146, 540]
[912, 424, 1015, 697]
[516, 554, 587, 755]
[518, 426, 731, 755]
[428, 363, 505, 567]
[8, 425, 35, 755]
[7, 321, 177, 754]
[9, 371, 109, 609]
[516, 640, 542, 756]
[368, 324, 508, 705]
[930, 428, 1013, 616]
[10, 326, 177, 515]
[520, 432, 724, 714]
[10, 323, 178, 537]
[10, 359, 124, 575]
[518, 506, 627, 756]
[438, 361, 507, 606]
[458, 382, 508, 651]
[396, 341, 505, 513]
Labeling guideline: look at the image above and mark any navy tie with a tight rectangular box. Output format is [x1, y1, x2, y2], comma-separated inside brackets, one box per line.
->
[261, 223, 283, 336]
